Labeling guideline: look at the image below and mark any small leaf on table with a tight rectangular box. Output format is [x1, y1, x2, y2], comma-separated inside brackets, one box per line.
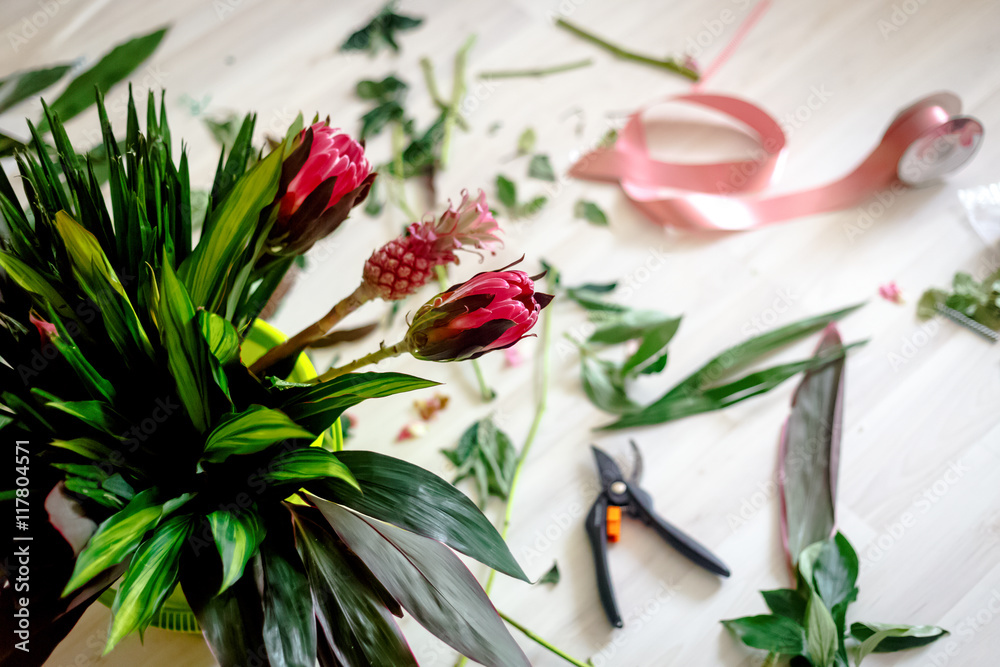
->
[574, 200, 609, 226]
[528, 154, 556, 181]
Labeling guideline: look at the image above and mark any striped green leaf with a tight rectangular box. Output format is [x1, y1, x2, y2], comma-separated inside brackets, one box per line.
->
[106, 514, 191, 653]
[155, 261, 213, 432]
[63, 489, 162, 595]
[207, 509, 265, 594]
[0, 251, 75, 321]
[179, 143, 283, 311]
[261, 448, 359, 490]
[203, 405, 313, 463]
[278, 372, 438, 435]
[54, 211, 154, 359]
[198, 310, 241, 365]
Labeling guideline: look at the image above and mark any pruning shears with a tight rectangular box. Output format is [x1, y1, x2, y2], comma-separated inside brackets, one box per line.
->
[586, 442, 731, 627]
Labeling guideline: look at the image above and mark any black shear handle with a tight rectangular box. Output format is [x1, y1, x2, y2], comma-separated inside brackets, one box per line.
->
[629, 485, 731, 578]
[585, 494, 623, 628]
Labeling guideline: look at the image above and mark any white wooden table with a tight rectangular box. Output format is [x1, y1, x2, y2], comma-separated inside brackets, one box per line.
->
[4, 0, 1000, 665]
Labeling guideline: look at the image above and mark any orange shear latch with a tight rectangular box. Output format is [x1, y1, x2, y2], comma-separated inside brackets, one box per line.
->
[606, 506, 622, 543]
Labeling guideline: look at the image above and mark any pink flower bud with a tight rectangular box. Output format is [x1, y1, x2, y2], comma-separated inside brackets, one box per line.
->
[29, 310, 58, 348]
[362, 190, 502, 301]
[268, 122, 374, 257]
[405, 267, 553, 362]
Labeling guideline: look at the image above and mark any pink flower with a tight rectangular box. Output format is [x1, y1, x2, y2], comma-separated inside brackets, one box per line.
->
[878, 281, 903, 304]
[29, 310, 57, 348]
[267, 122, 374, 257]
[362, 190, 502, 301]
[405, 267, 554, 362]
[279, 122, 372, 220]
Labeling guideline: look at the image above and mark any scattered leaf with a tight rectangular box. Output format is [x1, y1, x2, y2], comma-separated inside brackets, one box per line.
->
[574, 200, 609, 226]
[341, 2, 423, 55]
[442, 417, 517, 507]
[516, 128, 536, 155]
[527, 154, 556, 182]
[537, 562, 560, 586]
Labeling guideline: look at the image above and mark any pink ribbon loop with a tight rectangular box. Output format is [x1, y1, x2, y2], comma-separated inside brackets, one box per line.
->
[570, 91, 984, 231]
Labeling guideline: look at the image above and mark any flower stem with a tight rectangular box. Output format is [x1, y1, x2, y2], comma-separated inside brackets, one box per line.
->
[453, 278, 553, 667]
[498, 611, 592, 667]
[391, 120, 416, 220]
[479, 58, 593, 79]
[434, 265, 495, 401]
[249, 283, 372, 375]
[555, 18, 699, 81]
[313, 339, 410, 383]
[440, 35, 476, 170]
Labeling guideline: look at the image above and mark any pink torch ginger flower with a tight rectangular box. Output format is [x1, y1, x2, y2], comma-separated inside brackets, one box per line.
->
[405, 267, 553, 362]
[267, 121, 374, 258]
[363, 189, 502, 301]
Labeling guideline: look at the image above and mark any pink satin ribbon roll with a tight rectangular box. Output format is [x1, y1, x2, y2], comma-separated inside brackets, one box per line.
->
[569, 91, 984, 231]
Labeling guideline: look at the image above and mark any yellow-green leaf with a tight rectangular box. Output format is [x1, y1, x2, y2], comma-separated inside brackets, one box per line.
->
[63, 489, 162, 595]
[261, 448, 359, 490]
[202, 406, 313, 463]
[106, 515, 191, 653]
[207, 509, 265, 594]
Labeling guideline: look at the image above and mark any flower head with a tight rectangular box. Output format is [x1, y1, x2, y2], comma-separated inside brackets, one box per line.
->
[362, 190, 502, 301]
[267, 122, 374, 257]
[405, 266, 553, 362]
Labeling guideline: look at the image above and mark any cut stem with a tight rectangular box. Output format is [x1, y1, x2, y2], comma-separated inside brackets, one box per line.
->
[555, 18, 699, 81]
[479, 58, 593, 79]
[455, 281, 553, 667]
[313, 339, 410, 383]
[440, 35, 476, 170]
[434, 265, 495, 401]
[250, 283, 372, 375]
[499, 610, 591, 667]
[391, 120, 416, 220]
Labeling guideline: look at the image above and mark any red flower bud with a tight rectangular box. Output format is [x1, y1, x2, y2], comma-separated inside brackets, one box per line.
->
[267, 122, 374, 257]
[405, 268, 553, 362]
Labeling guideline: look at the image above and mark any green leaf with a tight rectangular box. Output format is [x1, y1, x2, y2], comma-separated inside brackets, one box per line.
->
[277, 371, 438, 435]
[259, 539, 317, 667]
[516, 128, 536, 155]
[528, 154, 556, 181]
[0, 252, 74, 322]
[106, 515, 191, 653]
[805, 590, 838, 667]
[0, 64, 71, 113]
[580, 354, 641, 414]
[179, 143, 283, 311]
[207, 509, 265, 594]
[441, 418, 518, 506]
[589, 310, 679, 346]
[360, 100, 406, 140]
[310, 449, 529, 582]
[41, 27, 169, 131]
[63, 489, 163, 595]
[50, 437, 114, 462]
[850, 622, 948, 662]
[537, 562, 560, 586]
[356, 75, 408, 102]
[294, 512, 418, 666]
[54, 211, 154, 359]
[340, 2, 423, 55]
[261, 448, 359, 489]
[41, 396, 123, 435]
[761, 588, 807, 625]
[810, 534, 858, 619]
[781, 326, 847, 565]
[518, 195, 548, 216]
[198, 310, 241, 365]
[721, 614, 806, 655]
[496, 174, 517, 209]
[313, 498, 530, 667]
[155, 260, 213, 432]
[574, 199, 609, 226]
[203, 405, 313, 463]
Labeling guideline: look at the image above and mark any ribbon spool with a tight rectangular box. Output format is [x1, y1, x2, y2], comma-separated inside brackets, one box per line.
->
[569, 92, 984, 231]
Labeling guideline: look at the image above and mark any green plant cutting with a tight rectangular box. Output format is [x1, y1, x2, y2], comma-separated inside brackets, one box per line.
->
[0, 87, 560, 666]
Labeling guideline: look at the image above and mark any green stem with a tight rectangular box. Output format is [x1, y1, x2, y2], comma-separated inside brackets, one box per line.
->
[440, 35, 476, 170]
[391, 121, 416, 220]
[555, 18, 699, 81]
[454, 276, 554, 667]
[479, 58, 593, 79]
[762, 652, 779, 667]
[498, 610, 592, 667]
[434, 265, 495, 401]
[313, 339, 409, 383]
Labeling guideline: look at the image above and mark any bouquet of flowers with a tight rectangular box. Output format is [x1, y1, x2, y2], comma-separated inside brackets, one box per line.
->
[0, 89, 550, 667]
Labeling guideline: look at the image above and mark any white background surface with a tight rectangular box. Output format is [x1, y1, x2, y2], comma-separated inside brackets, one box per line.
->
[3, 0, 1000, 665]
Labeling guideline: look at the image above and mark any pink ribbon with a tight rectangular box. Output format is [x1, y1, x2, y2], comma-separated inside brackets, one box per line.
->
[570, 93, 983, 231]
